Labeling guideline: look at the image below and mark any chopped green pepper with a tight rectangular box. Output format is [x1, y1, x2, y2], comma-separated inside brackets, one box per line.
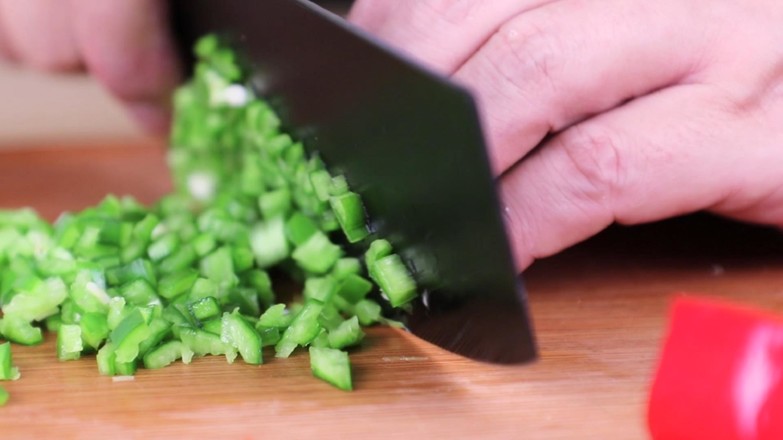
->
[0, 342, 20, 381]
[328, 316, 365, 349]
[329, 192, 369, 243]
[0, 35, 422, 394]
[292, 231, 342, 274]
[221, 311, 262, 365]
[309, 347, 352, 391]
[143, 340, 194, 369]
[57, 324, 83, 361]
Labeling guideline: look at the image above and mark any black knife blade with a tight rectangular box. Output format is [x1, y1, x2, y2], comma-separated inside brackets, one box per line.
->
[168, 0, 537, 364]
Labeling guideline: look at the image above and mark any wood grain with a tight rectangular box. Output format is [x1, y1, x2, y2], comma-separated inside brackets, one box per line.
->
[1, 143, 783, 439]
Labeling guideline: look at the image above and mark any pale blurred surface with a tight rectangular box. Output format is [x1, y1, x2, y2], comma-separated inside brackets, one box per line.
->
[0, 62, 145, 148]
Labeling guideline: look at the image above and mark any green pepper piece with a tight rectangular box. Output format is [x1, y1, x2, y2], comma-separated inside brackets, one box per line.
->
[309, 347, 352, 391]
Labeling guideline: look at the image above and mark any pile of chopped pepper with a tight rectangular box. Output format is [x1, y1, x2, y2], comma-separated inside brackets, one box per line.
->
[0, 35, 418, 400]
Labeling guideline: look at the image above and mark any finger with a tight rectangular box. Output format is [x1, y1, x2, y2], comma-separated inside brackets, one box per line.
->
[0, 12, 15, 61]
[0, 0, 81, 71]
[500, 84, 783, 271]
[69, 0, 181, 134]
[348, 0, 557, 73]
[453, 0, 715, 174]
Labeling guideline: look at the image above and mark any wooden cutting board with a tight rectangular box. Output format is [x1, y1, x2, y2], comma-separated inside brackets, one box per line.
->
[1, 142, 783, 439]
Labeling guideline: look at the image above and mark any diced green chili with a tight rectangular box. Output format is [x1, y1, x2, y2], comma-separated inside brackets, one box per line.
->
[279, 301, 324, 347]
[159, 269, 199, 300]
[250, 218, 289, 268]
[179, 326, 237, 363]
[96, 342, 116, 376]
[115, 359, 138, 376]
[221, 311, 262, 365]
[192, 233, 217, 257]
[243, 270, 274, 308]
[137, 318, 172, 356]
[304, 276, 337, 304]
[257, 303, 293, 329]
[148, 233, 180, 262]
[310, 329, 330, 348]
[188, 278, 218, 302]
[329, 192, 368, 243]
[79, 313, 110, 350]
[309, 347, 352, 391]
[258, 189, 292, 219]
[201, 318, 223, 335]
[158, 245, 197, 274]
[200, 247, 239, 288]
[188, 296, 221, 321]
[3, 277, 68, 321]
[257, 327, 281, 347]
[106, 258, 156, 287]
[57, 324, 83, 361]
[292, 231, 342, 274]
[369, 254, 417, 307]
[328, 316, 364, 349]
[329, 176, 349, 196]
[0, 35, 425, 394]
[336, 274, 373, 303]
[0, 342, 20, 381]
[354, 299, 382, 326]
[109, 309, 150, 363]
[318, 305, 344, 331]
[365, 239, 393, 268]
[143, 340, 194, 369]
[106, 297, 128, 330]
[284, 213, 318, 246]
[332, 258, 361, 280]
[227, 288, 261, 317]
[69, 271, 111, 314]
[120, 279, 160, 307]
[0, 316, 43, 345]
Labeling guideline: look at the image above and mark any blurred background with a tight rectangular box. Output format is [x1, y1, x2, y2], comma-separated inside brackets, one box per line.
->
[0, 62, 143, 148]
[0, 0, 353, 149]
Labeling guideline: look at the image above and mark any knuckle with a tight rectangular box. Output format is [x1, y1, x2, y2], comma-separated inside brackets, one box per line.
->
[555, 125, 625, 208]
[483, 18, 564, 97]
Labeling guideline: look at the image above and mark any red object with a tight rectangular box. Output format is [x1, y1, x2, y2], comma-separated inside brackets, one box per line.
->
[648, 296, 783, 439]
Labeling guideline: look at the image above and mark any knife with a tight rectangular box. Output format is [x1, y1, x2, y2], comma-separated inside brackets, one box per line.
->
[168, 0, 537, 364]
